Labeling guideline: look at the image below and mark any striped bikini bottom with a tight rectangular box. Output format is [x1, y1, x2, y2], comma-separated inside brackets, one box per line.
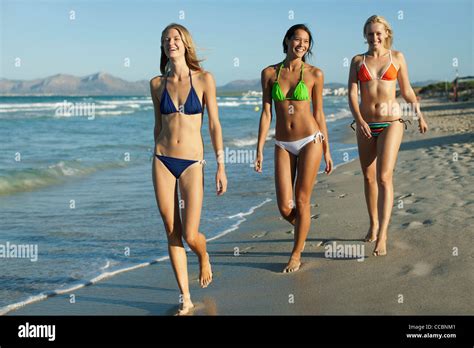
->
[350, 118, 411, 137]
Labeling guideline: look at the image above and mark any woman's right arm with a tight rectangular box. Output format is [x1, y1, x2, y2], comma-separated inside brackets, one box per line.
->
[150, 77, 163, 144]
[254, 67, 273, 173]
[348, 57, 371, 139]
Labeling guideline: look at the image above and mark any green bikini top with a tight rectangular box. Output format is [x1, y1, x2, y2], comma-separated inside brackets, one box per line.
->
[272, 62, 310, 102]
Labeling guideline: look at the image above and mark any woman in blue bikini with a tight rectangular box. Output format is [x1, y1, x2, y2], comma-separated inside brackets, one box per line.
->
[255, 24, 333, 273]
[150, 23, 227, 315]
[348, 15, 428, 256]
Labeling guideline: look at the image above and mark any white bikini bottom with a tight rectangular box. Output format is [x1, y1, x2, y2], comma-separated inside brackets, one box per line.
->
[275, 131, 325, 156]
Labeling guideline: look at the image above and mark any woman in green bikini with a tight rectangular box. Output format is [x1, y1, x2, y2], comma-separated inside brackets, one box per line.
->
[255, 24, 333, 273]
[348, 15, 428, 256]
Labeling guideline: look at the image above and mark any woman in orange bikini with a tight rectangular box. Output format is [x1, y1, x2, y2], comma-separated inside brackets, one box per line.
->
[348, 15, 428, 256]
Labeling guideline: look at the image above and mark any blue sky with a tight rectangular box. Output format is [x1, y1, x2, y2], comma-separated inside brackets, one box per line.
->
[1, 0, 472, 86]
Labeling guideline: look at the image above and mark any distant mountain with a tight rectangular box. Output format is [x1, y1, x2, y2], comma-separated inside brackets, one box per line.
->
[0, 73, 149, 96]
[217, 79, 261, 96]
[1, 73, 350, 96]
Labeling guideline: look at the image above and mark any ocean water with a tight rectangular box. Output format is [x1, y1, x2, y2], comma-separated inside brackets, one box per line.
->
[0, 95, 357, 313]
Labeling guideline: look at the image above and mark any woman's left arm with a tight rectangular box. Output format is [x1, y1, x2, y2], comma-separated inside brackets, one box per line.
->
[312, 68, 333, 174]
[396, 51, 428, 133]
[203, 71, 227, 195]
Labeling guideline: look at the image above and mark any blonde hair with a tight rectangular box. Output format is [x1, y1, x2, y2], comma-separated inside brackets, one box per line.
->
[363, 15, 393, 49]
[160, 23, 203, 74]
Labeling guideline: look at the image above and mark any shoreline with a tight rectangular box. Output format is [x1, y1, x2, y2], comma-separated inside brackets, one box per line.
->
[0, 197, 276, 316]
[7, 97, 473, 316]
[0, 157, 364, 316]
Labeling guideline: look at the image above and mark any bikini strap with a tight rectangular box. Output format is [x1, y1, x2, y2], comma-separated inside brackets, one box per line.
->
[386, 118, 412, 129]
[164, 71, 170, 87]
[397, 118, 412, 130]
[276, 61, 304, 82]
[389, 50, 392, 63]
[349, 119, 410, 131]
[189, 69, 193, 87]
[350, 120, 356, 131]
[276, 63, 284, 82]
[363, 54, 366, 63]
[313, 131, 325, 143]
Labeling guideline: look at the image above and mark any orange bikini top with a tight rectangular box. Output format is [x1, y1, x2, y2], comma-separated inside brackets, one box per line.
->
[358, 50, 398, 82]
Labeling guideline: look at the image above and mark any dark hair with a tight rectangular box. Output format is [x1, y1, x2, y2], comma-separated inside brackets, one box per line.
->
[282, 24, 314, 62]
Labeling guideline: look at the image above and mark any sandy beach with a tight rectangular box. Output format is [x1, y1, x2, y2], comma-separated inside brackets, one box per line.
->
[9, 98, 473, 316]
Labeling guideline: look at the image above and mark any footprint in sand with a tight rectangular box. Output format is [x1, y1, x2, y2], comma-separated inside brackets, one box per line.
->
[311, 214, 320, 220]
[309, 241, 324, 248]
[397, 193, 415, 200]
[403, 221, 423, 229]
[239, 246, 254, 254]
[338, 193, 347, 198]
[419, 175, 434, 180]
[402, 262, 433, 276]
[402, 220, 433, 229]
[392, 240, 411, 250]
[252, 231, 268, 239]
[394, 210, 411, 216]
[452, 201, 466, 207]
[322, 240, 334, 247]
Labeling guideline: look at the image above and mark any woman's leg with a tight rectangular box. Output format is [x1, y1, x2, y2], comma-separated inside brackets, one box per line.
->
[374, 122, 404, 255]
[284, 141, 322, 272]
[274, 145, 298, 225]
[356, 130, 379, 242]
[178, 163, 212, 288]
[152, 157, 193, 313]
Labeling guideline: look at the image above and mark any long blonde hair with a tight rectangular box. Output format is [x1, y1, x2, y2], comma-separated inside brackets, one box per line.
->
[160, 23, 203, 74]
[363, 15, 393, 49]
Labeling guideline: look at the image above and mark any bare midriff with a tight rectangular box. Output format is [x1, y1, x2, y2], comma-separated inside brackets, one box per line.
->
[274, 101, 319, 141]
[155, 113, 204, 160]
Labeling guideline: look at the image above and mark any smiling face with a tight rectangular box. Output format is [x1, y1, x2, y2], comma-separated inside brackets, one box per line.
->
[162, 28, 186, 59]
[286, 29, 310, 59]
[365, 22, 388, 49]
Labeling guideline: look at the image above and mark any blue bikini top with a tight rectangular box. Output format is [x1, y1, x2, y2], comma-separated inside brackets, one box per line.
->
[160, 69, 203, 115]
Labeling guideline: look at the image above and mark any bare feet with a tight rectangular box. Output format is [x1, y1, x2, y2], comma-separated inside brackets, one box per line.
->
[283, 255, 301, 273]
[373, 236, 387, 256]
[199, 253, 213, 288]
[364, 224, 379, 243]
[176, 295, 194, 316]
